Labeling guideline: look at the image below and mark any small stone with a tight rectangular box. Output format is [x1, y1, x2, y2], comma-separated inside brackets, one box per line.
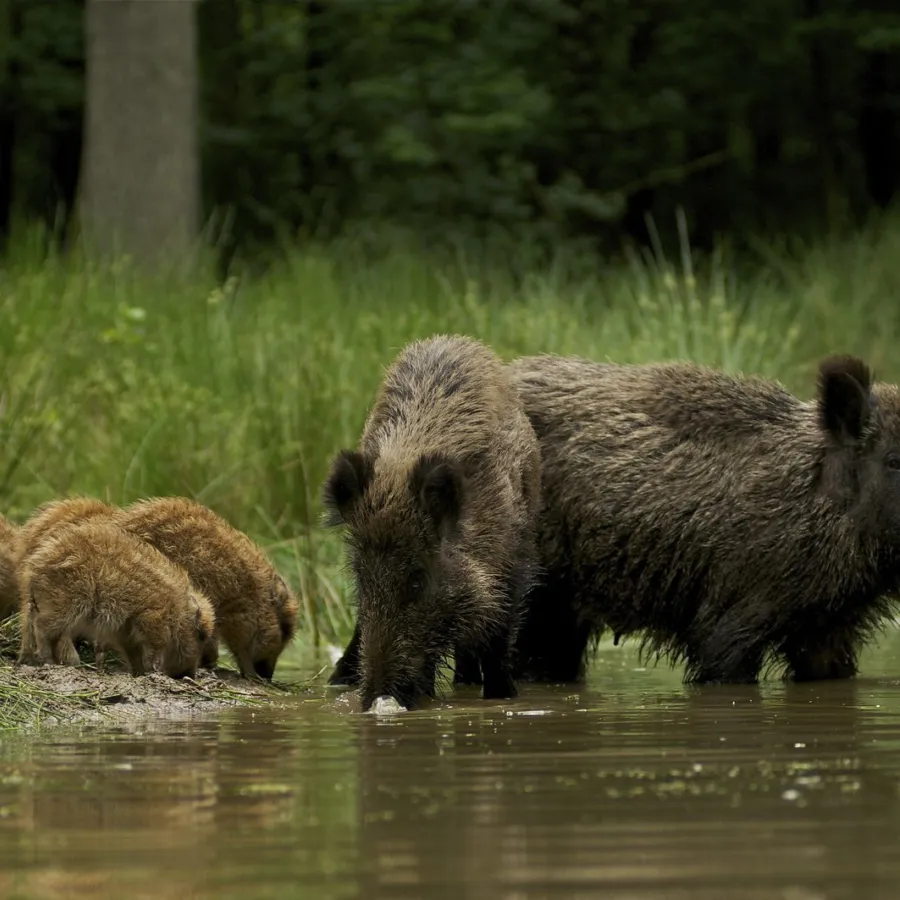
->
[368, 695, 406, 715]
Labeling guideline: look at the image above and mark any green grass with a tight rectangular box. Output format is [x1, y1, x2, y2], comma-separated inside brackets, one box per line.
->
[3, 216, 900, 651]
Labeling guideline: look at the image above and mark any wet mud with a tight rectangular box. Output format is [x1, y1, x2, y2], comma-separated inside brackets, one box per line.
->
[1, 663, 308, 727]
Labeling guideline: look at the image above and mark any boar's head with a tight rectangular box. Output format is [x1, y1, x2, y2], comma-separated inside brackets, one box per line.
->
[324, 448, 475, 710]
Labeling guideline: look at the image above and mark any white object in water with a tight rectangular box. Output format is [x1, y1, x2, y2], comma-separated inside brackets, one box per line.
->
[368, 695, 407, 715]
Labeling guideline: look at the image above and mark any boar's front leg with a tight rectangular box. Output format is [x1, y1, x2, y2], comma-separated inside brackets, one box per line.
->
[479, 565, 534, 699]
[480, 634, 518, 699]
[479, 605, 522, 700]
[328, 624, 361, 686]
[453, 646, 483, 685]
[782, 634, 858, 682]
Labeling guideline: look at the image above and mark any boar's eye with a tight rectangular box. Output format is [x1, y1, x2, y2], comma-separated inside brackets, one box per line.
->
[886, 454, 900, 472]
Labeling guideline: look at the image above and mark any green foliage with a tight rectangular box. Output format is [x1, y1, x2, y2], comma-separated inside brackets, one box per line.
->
[6, 0, 900, 252]
[190, 0, 900, 249]
[4, 218, 900, 645]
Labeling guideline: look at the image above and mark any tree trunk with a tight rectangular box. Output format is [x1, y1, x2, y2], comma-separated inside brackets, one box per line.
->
[79, 0, 200, 267]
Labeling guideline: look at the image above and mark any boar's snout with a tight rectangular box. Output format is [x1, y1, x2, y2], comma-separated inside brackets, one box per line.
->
[359, 629, 430, 711]
[360, 679, 422, 712]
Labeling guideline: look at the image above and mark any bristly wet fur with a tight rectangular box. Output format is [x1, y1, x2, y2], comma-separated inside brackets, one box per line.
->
[323, 333, 542, 711]
[110, 497, 299, 681]
[17, 520, 216, 679]
[510, 352, 900, 685]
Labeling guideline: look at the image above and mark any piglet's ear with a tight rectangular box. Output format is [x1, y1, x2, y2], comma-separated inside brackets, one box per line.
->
[818, 354, 873, 445]
[410, 453, 464, 538]
[322, 450, 373, 526]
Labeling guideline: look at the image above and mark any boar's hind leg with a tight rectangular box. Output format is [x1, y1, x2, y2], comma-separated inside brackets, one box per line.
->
[328, 624, 362, 686]
[453, 647, 483, 685]
[783, 635, 858, 682]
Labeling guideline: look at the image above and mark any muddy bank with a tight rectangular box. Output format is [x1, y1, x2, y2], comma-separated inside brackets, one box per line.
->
[0, 662, 312, 729]
[0, 611, 317, 728]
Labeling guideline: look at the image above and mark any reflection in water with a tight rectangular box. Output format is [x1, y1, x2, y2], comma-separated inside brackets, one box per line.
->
[4, 635, 900, 898]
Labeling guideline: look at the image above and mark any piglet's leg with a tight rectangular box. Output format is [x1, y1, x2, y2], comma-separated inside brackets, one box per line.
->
[93, 643, 108, 672]
[52, 637, 81, 667]
[32, 617, 60, 667]
[16, 607, 40, 666]
[120, 639, 147, 676]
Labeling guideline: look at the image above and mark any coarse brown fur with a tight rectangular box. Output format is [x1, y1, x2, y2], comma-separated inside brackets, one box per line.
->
[17, 521, 216, 679]
[6, 496, 116, 636]
[323, 334, 542, 710]
[0, 513, 19, 621]
[110, 497, 299, 680]
[510, 353, 900, 685]
[12, 497, 118, 571]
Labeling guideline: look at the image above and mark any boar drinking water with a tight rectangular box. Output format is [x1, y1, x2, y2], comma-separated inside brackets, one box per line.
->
[323, 334, 541, 710]
[510, 353, 900, 685]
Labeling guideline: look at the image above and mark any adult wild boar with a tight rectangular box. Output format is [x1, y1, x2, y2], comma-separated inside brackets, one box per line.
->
[324, 334, 541, 710]
[510, 353, 900, 685]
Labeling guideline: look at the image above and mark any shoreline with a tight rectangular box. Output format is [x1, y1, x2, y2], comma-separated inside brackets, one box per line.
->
[0, 661, 315, 730]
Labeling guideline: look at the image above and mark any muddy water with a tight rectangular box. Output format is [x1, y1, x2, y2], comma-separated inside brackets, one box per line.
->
[5, 635, 900, 900]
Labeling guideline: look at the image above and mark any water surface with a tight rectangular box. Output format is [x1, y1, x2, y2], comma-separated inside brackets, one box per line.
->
[4, 632, 900, 899]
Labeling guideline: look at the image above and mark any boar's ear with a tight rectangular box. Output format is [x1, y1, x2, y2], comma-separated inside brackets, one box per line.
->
[410, 453, 464, 537]
[322, 450, 373, 525]
[818, 354, 873, 444]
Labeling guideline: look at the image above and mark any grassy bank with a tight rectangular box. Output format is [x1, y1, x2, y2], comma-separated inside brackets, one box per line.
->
[2, 219, 900, 649]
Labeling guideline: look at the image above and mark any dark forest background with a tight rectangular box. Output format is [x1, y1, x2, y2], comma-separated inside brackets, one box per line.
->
[3, 0, 900, 266]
